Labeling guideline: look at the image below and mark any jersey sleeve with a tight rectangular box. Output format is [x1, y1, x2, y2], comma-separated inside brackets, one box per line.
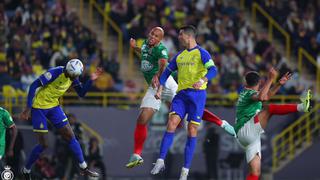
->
[199, 48, 215, 68]
[72, 78, 81, 87]
[167, 53, 178, 72]
[2, 109, 14, 128]
[38, 67, 63, 86]
[158, 46, 169, 60]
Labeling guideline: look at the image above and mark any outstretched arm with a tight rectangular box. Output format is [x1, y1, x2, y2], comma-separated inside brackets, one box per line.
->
[74, 67, 103, 97]
[130, 38, 142, 57]
[268, 72, 292, 97]
[252, 67, 278, 101]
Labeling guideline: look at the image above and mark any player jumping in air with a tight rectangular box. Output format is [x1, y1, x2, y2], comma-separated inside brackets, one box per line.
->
[20, 59, 102, 180]
[235, 68, 311, 180]
[126, 26, 236, 169]
[151, 25, 220, 180]
[0, 107, 17, 163]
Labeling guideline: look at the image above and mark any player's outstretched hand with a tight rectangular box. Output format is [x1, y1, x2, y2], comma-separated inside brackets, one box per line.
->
[268, 67, 278, 80]
[130, 38, 137, 48]
[279, 72, 292, 85]
[90, 67, 103, 81]
[221, 120, 237, 137]
[152, 75, 160, 88]
[20, 108, 31, 121]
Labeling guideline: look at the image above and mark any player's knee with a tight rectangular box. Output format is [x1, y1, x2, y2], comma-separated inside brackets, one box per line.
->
[251, 167, 261, 176]
[187, 124, 198, 136]
[167, 121, 178, 132]
[137, 117, 148, 124]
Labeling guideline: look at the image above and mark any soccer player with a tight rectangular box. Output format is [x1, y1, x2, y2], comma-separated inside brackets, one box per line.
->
[0, 107, 17, 162]
[126, 27, 236, 169]
[20, 59, 102, 179]
[235, 68, 311, 180]
[150, 25, 218, 180]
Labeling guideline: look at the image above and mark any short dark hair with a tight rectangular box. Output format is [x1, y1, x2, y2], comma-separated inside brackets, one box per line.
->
[180, 25, 197, 37]
[245, 71, 260, 87]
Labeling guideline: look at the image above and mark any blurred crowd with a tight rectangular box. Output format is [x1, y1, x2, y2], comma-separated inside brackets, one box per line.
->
[255, 0, 320, 73]
[0, 0, 121, 93]
[104, 0, 311, 95]
[0, 0, 313, 96]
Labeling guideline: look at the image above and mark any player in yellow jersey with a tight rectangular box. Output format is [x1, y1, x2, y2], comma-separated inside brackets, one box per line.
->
[151, 25, 218, 180]
[20, 59, 102, 180]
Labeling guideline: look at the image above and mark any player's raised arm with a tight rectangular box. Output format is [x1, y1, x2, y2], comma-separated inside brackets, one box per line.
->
[251, 67, 278, 101]
[130, 38, 142, 57]
[267, 71, 292, 97]
[73, 67, 103, 97]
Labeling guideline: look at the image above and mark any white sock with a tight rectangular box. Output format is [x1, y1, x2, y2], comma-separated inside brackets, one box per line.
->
[23, 167, 31, 173]
[79, 162, 87, 169]
[297, 103, 304, 112]
[181, 167, 189, 175]
[157, 158, 164, 163]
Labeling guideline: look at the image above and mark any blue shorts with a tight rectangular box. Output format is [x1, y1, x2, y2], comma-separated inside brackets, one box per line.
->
[31, 106, 68, 132]
[170, 89, 206, 126]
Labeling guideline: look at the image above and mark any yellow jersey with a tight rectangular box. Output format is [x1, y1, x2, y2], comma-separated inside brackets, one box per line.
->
[167, 45, 215, 92]
[32, 67, 81, 109]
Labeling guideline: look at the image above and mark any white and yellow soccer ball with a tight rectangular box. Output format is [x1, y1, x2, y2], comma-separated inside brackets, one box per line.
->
[65, 59, 84, 77]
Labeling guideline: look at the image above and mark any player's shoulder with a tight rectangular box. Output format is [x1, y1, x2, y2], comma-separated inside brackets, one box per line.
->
[46, 66, 64, 75]
[0, 107, 9, 114]
[196, 45, 210, 55]
[41, 66, 64, 82]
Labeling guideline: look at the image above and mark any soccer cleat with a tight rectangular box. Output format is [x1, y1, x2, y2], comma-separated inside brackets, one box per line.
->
[150, 159, 165, 175]
[79, 167, 99, 177]
[221, 120, 237, 137]
[179, 167, 189, 180]
[21, 170, 31, 180]
[300, 89, 312, 112]
[126, 154, 144, 168]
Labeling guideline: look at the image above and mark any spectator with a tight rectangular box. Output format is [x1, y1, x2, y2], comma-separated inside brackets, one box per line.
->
[87, 137, 107, 180]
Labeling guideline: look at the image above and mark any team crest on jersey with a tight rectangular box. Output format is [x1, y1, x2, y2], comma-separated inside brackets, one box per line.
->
[161, 50, 167, 56]
[141, 60, 153, 72]
[44, 72, 52, 80]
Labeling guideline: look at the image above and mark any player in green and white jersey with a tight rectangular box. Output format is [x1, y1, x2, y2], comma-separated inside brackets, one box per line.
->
[126, 27, 178, 168]
[235, 68, 311, 180]
[0, 107, 17, 162]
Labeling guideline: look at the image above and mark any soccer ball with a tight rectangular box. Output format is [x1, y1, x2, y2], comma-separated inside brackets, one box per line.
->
[66, 59, 83, 77]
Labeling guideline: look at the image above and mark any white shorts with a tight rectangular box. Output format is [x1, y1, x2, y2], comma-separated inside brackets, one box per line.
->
[140, 76, 178, 111]
[236, 115, 264, 163]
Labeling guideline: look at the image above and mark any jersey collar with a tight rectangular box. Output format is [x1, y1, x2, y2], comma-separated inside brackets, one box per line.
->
[186, 45, 199, 52]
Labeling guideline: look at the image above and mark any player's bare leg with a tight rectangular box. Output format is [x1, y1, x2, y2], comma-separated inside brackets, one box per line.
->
[247, 154, 261, 180]
[58, 124, 99, 178]
[151, 114, 181, 174]
[126, 108, 156, 168]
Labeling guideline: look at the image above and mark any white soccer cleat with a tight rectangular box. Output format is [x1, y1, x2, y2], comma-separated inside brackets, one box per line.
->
[150, 159, 165, 175]
[179, 167, 189, 180]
